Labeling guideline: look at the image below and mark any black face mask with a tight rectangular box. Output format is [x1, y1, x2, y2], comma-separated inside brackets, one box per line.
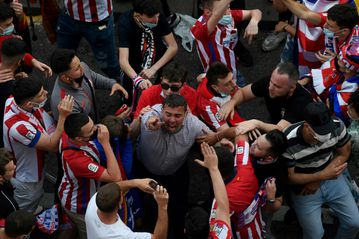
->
[73, 75, 84, 85]
[90, 129, 98, 141]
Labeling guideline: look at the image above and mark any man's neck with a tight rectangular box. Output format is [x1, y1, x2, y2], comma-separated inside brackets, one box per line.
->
[97, 209, 118, 225]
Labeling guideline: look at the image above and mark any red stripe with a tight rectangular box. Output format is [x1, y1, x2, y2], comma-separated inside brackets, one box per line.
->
[107, 0, 112, 13]
[89, 0, 98, 22]
[77, 0, 85, 22]
[66, 0, 74, 18]
[297, 30, 325, 52]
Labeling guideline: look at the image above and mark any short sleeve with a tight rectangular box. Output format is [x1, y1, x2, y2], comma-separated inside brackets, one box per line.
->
[118, 12, 131, 48]
[251, 77, 270, 97]
[199, 101, 227, 130]
[307, 13, 327, 28]
[135, 88, 155, 119]
[335, 119, 351, 148]
[235, 140, 250, 166]
[156, 14, 171, 36]
[231, 10, 243, 23]
[209, 219, 232, 239]
[191, 20, 209, 41]
[9, 122, 41, 147]
[64, 150, 105, 180]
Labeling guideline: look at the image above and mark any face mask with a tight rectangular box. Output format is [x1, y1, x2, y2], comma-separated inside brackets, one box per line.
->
[143, 21, 157, 29]
[218, 15, 232, 26]
[220, 92, 230, 98]
[0, 24, 14, 36]
[313, 132, 331, 143]
[74, 75, 84, 85]
[32, 98, 47, 110]
[323, 28, 342, 39]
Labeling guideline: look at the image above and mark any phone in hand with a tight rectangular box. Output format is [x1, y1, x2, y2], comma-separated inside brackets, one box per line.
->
[149, 180, 158, 190]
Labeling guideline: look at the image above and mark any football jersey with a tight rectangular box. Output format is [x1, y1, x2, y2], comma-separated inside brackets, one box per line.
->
[3, 97, 56, 182]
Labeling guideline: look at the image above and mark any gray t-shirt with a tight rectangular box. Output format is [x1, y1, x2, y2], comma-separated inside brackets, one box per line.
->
[137, 104, 212, 175]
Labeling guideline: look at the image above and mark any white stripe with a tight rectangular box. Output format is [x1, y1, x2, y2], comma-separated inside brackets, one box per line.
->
[242, 142, 249, 166]
[312, 68, 326, 95]
[205, 105, 221, 129]
[215, 29, 227, 64]
[254, 217, 263, 239]
[237, 231, 242, 239]
[247, 227, 254, 239]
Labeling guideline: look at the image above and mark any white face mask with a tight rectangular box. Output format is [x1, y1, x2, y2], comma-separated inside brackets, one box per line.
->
[313, 132, 331, 143]
[31, 97, 47, 110]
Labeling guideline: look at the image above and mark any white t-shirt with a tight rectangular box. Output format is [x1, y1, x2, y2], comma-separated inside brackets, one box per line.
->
[85, 193, 151, 239]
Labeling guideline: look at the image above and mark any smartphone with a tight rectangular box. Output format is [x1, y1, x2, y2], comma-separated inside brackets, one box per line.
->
[149, 180, 158, 190]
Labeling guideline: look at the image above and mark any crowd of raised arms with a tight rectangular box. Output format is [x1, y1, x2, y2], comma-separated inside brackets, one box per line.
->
[1, 0, 359, 238]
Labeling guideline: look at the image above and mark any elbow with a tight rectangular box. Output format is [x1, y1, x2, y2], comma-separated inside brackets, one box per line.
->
[110, 174, 122, 182]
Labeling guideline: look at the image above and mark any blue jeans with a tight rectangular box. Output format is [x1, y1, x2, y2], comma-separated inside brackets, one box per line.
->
[56, 11, 121, 80]
[291, 175, 359, 239]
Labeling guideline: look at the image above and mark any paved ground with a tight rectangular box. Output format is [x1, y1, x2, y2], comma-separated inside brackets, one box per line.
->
[25, 2, 359, 238]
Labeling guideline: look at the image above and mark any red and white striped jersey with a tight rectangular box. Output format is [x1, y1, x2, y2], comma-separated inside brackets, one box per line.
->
[64, 0, 113, 22]
[191, 10, 243, 78]
[196, 77, 244, 130]
[3, 97, 56, 183]
[58, 133, 105, 214]
[297, 0, 351, 76]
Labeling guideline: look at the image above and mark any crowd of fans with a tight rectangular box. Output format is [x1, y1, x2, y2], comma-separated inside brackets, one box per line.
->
[0, 0, 359, 238]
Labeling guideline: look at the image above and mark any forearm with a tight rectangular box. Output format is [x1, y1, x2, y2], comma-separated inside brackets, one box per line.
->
[129, 118, 141, 140]
[213, 0, 232, 19]
[103, 144, 122, 180]
[283, 25, 296, 37]
[48, 116, 66, 152]
[91, 70, 116, 90]
[153, 207, 168, 239]
[248, 9, 262, 25]
[151, 45, 178, 72]
[288, 169, 322, 185]
[256, 120, 282, 133]
[216, 127, 237, 142]
[117, 179, 139, 192]
[209, 168, 229, 212]
[119, 57, 138, 80]
[281, 0, 321, 24]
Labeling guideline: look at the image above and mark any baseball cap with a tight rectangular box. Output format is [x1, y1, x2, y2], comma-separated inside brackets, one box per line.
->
[304, 102, 336, 135]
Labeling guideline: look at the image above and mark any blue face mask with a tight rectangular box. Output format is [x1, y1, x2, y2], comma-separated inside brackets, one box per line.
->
[0, 24, 14, 36]
[323, 28, 334, 38]
[220, 92, 230, 98]
[218, 15, 232, 26]
[143, 21, 157, 29]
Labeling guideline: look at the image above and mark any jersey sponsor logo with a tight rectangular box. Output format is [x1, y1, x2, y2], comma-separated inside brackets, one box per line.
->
[236, 146, 244, 155]
[25, 130, 36, 140]
[211, 222, 229, 239]
[88, 163, 99, 173]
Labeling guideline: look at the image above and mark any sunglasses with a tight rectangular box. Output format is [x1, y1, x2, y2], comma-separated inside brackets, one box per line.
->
[161, 82, 182, 92]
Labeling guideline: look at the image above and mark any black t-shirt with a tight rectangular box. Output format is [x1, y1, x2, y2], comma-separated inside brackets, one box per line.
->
[253, 157, 288, 198]
[118, 11, 171, 74]
[0, 182, 19, 219]
[251, 78, 313, 124]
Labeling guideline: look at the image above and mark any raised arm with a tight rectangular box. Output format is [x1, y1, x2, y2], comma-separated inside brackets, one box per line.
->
[207, 0, 233, 35]
[279, 0, 322, 25]
[195, 143, 231, 226]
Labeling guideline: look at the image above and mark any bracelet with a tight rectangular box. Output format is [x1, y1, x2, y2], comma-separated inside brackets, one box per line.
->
[283, 24, 289, 32]
[215, 133, 221, 142]
[132, 75, 143, 88]
[267, 198, 275, 204]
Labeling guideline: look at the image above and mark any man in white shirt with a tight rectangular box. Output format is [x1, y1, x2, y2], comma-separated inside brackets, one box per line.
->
[85, 182, 168, 239]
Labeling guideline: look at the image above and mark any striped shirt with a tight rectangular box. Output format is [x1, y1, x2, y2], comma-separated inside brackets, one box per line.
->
[297, 0, 352, 76]
[191, 10, 243, 78]
[3, 97, 56, 183]
[283, 119, 350, 174]
[64, 0, 112, 22]
[58, 133, 105, 214]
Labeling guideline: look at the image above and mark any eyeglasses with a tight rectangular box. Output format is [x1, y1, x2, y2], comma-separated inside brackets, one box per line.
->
[161, 82, 182, 92]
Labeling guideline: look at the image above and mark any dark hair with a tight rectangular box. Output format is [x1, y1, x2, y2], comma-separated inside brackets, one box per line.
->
[5, 210, 35, 237]
[101, 115, 128, 143]
[1, 38, 27, 65]
[12, 77, 43, 105]
[163, 94, 188, 112]
[96, 183, 122, 213]
[201, 0, 215, 10]
[0, 3, 14, 22]
[133, 0, 162, 17]
[64, 113, 90, 139]
[50, 48, 76, 74]
[0, 148, 13, 176]
[215, 146, 234, 178]
[348, 90, 359, 114]
[276, 62, 299, 82]
[265, 129, 288, 156]
[206, 62, 231, 86]
[328, 4, 359, 30]
[185, 207, 209, 239]
[162, 62, 188, 83]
